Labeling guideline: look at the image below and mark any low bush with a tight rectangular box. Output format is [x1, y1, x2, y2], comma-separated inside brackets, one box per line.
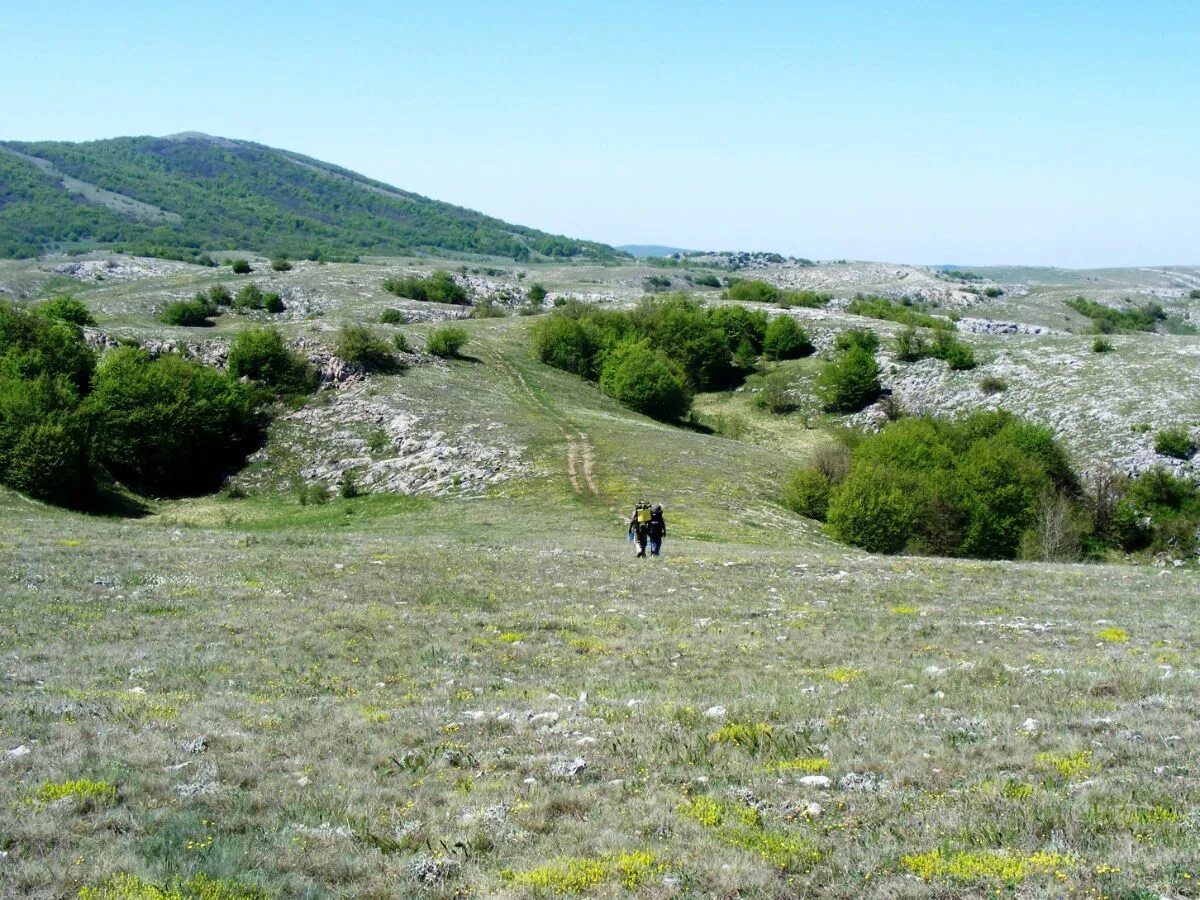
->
[978, 375, 1007, 394]
[834, 329, 880, 353]
[818, 345, 880, 412]
[1092, 337, 1113, 353]
[755, 369, 797, 414]
[527, 283, 548, 304]
[228, 327, 317, 396]
[335, 325, 397, 371]
[1066, 296, 1165, 333]
[426, 325, 469, 358]
[379, 308, 407, 325]
[726, 279, 779, 304]
[1155, 427, 1196, 459]
[848, 296, 953, 330]
[36, 296, 95, 326]
[762, 316, 812, 360]
[928, 331, 976, 370]
[782, 468, 831, 519]
[777, 289, 828, 309]
[1191, 289, 1200, 300]
[233, 283, 282, 312]
[383, 271, 469, 305]
[689, 273, 722, 288]
[160, 297, 218, 327]
[230, 258, 252, 274]
[270, 258, 293, 272]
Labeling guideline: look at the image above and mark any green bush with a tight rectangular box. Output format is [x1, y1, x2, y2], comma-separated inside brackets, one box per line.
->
[263, 292, 285, 314]
[818, 345, 881, 412]
[1092, 337, 1114, 353]
[983, 286, 1004, 298]
[634, 295, 738, 390]
[755, 369, 797, 414]
[928, 332, 976, 370]
[848, 296, 952, 330]
[1155, 427, 1196, 459]
[527, 283, 548, 304]
[382, 271, 469, 305]
[160, 298, 218, 327]
[230, 259, 252, 274]
[1066, 296, 1165, 333]
[426, 325, 469, 358]
[762, 316, 812, 360]
[599, 339, 691, 421]
[393, 332, 409, 353]
[709, 305, 768, 357]
[827, 462, 926, 553]
[380, 308, 407, 325]
[270, 258, 292, 272]
[1190, 289, 1200, 300]
[778, 290, 829, 309]
[978, 375, 1007, 394]
[726, 280, 779, 304]
[85, 348, 259, 496]
[228, 327, 317, 396]
[782, 468, 831, 520]
[35, 296, 95, 326]
[234, 283, 266, 311]
[531, 314, 604, 378]
[894, 327, 929, 362]
[834, 329, 880, 353]
[690, 273, 722, 288]
[335, 325, 397, 371]
[208, 285, 233, 307]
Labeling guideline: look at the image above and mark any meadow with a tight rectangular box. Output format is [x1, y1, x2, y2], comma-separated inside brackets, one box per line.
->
[1, 255, 1198, 898]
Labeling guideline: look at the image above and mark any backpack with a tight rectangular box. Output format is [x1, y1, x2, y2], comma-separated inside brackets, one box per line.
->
[636, 503, 651, 524]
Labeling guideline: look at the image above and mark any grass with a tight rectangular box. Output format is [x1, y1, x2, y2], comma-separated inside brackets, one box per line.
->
[2, 254, 1200, 897]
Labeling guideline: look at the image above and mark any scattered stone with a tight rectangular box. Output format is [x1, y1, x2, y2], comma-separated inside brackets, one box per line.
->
[797, 775, 831, 788]
[838, 772, 888, 793]
[549, 757, 588, 779]
[7, 745, 31, 759]
[409, 855, 460, 884]
[704, 705, 727, 719]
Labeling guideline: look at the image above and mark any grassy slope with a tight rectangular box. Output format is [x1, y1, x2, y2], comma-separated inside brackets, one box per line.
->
[0, 135, 620, 261]
[2, 298, 1199, 898]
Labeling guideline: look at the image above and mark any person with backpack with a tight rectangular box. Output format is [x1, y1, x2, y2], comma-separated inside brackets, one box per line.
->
[627, 501, 652, 558]
[647, 504, 666, 557]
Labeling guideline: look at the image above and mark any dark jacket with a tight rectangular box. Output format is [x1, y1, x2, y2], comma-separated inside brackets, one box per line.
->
[647, 510, 666, 540]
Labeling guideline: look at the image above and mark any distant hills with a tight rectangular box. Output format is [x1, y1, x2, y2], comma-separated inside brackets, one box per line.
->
[616, 244, 698, 258]
[0, 133, 622, 262]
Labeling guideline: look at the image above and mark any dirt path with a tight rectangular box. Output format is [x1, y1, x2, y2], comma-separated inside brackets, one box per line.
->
[479, 341, 601, 500]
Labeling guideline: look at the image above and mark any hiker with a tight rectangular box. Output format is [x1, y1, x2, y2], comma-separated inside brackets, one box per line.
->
[647, 504, 666, 557]
[627, 501, 652, 558]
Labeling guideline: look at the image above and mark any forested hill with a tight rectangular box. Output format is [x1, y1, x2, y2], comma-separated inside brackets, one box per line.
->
[0, 133, 622, 262]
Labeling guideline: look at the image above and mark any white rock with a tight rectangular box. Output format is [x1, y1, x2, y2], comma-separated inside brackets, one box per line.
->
[804, 801, 823, 817]
[704, 705, 726, 719]
[1020, 717, 1040, 733]
[7, 745, 31, 758]
[528, 711, 559, 725]
[797, 775, 832, 788]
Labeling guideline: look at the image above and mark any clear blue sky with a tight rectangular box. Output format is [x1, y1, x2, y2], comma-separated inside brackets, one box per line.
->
[3, 1, 1197, 267]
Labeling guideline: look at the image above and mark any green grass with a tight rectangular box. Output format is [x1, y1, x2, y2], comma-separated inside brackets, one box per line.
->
[2, 255, 1200, 897]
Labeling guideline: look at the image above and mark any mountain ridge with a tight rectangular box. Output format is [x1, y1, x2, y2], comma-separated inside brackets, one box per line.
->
[0, 133, 622, 263]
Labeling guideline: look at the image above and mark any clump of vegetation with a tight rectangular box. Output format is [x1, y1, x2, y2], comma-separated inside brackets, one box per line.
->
[160, 295, 220, 327]
[983, 286, 1004, 297]
[379, 308, 407, 325]
[1092, 336, 1114, 353]
[978, 375, 1007, 394]
[526, 283, 548, 304]
[938, 269, 983, 282]
[1066, 296, 1165, 333]
[86, 347, 260, 496]
[383, 271, 469, 305]
[502, 851, 665, 892]
[848, 295, 953, 330]
[227, 327, 318, 397]
[1154, 426, 1195, 459]
[1190, 289, 1200, 299]
[762, 316, 812, 360]
[893, 327, 976, 369]
[79, 872, 268, 900]
[901, 848, 1076, 883]
[426, 325, 469, 358]
[230, 258, 252, 274]
[270, 257, 292, 272]
[726, 279, 780, 304]
[335, 324, 398, 371]
[233, 283, 284, 313]
[818, 337, 881, 413]
[795, 412, 1080, 559]
[35, 295, 95, 326]
[689, 273, 722, 288]
[643, 274, 673, 292]
[32, 778, 117, 806]
[755, 369, 797, 414]
[530, 294, 769, 420]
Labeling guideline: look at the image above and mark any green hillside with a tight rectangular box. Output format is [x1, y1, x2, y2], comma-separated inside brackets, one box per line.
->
[0, 134, 622, 262]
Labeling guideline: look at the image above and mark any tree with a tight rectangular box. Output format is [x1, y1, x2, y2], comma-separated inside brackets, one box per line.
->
[599, 339, 691, 420]
[818, 346, 881, 412]
[527, 283, 548, 304]
[335, 325, 397, 371]
[762, 316, 812, 360]
[227, 327, 317, 396]
[35, 296, 95, 327]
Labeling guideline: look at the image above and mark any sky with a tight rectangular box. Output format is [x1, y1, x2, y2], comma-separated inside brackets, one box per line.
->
[3, 1, 1198, 267]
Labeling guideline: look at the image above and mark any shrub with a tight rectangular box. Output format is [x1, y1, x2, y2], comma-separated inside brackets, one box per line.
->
[690, 273, 722, 288]
[531, 315, 604, 378]
[379, 308, 407, 325]
[1066, 296, 1165, 333]
[983, 286, 1004, 297]
[1191, 289, 1200, 300]
[848, 296, 951, 330]
[783, 468, 831, 520]
[599, 339, 691, 420]
[709, 305, 768, 356]
[527, 283, 548, 304]
[778, 290, 829, 309]
[894, 327, 929, 362]
[263, 292, 285, 314]
[818, 345, 881, 412]
[160, 298, 218, 327]
[230, 258, 252, 274]
[472, 298, 507, 318]
[335, 325, 397, 371]
[85, 348, 259, 496]
[978, 375, 1007, 394]
[826, 463, 926, 553]
[928, 332, 976, 370]
[227, 327, 317, 396]
[36, 296, 95, 326]
[762, 316, 812, 360]
[1155, 427, 1196, 459]
[383, 271, 469, 305]
[393, 332, 409, 353]
[270, 257, 293, 272]
[756, 369, 797, 414]
[635, 295, 738, 390]
[1092, 337, 1114, 353]
[234, 283, 265, 311]
[426, 325, 469, 358]
[834, 329, 880, 353]
[643, 275, 672, 292]
[727, 280, 780, 304]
